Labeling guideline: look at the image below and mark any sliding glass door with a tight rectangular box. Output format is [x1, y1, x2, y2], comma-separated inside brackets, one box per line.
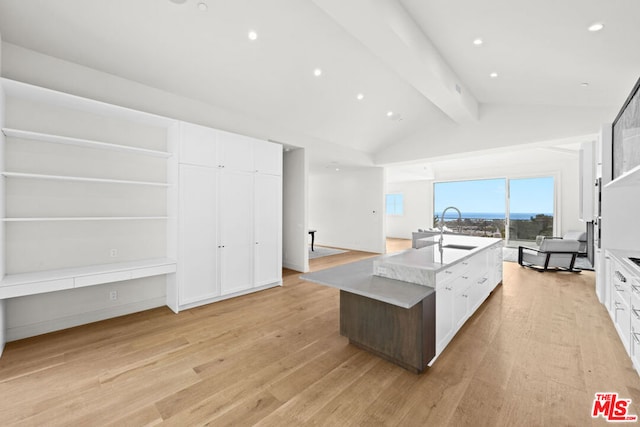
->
[433, 176, 555, 246]
[506, 176, 555, 247]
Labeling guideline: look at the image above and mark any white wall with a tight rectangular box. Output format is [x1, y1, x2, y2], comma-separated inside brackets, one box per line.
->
[283, 148, 308, 272]
[309, 167, 386, 253]
[386, 147, 584, 240]
[386, 180, 433, 239]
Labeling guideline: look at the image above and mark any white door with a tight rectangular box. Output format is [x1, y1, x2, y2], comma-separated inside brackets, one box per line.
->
[179, 122, 217, 167]
[254, 140, 282, 175]
[254, 174, 282, 287]
[219, 170, 254, 294]
[179, 164, 218, 305]
[217, 130, 254, 172]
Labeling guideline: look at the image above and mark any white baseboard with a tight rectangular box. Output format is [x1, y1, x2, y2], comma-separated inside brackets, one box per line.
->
[6, 297, 166, 342]
[283, 261, 307, 272]
[177, 282, 282, 312]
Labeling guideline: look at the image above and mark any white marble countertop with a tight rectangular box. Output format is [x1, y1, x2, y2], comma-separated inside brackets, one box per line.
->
[301, 235, 502, 308]
[300, 258, 435, 308]
[378, 235, 503, 273]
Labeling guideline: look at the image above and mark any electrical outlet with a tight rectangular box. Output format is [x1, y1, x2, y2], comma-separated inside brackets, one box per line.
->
[110, 249, 118, 258]
[109, 290, 118, 301]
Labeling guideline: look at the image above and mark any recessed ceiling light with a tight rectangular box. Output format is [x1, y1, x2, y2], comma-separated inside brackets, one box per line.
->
[356, 93, 364, 100]
[335, 168, 340, 172]
[588, 22, 604, 32]
[248, 30, 258, 41]
[473, 38, 483, 46]
[313, 68, 322, 77]
[169, 0, 187, 4]
[490, 72, 498, 78]
[581, 82, 590, 87]
[386, 111, 394, 117]
[197, 2, 208, 11]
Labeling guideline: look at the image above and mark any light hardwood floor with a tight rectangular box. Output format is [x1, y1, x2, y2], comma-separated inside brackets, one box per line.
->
[1, 239, 639, 426]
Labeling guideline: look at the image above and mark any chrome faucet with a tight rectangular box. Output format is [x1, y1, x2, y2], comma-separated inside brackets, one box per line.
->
[439, 206, 462, 249]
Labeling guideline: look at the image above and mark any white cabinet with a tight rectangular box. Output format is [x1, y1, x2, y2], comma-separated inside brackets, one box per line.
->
[175, 123, 282, 311]
[178, 164, 218, 305]
[179, 123, 217, 167]
[254, 140, 283, 175]
[435, 282, 454, 354]
[218, 170, 255, 295]
[217, 130, 254, 172]
[254, 173, 282, 287]
[433, 242, 501, 359]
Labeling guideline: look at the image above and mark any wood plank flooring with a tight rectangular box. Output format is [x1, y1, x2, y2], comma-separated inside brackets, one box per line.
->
[1, 239, 639, 426]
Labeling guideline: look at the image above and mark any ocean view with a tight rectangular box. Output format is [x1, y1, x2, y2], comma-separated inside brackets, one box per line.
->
[440, 212, 553, 220]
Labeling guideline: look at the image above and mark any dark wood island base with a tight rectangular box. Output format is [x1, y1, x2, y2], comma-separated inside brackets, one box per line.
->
[339, 290, 436, 373]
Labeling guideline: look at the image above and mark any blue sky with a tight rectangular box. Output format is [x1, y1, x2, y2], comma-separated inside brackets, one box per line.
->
[434, 177, 554, 214]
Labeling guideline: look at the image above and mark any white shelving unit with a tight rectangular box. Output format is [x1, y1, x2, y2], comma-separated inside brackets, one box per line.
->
[0, 78, 179, 354]
[2, 171, 169, 187]
[2, 128, 171, 158]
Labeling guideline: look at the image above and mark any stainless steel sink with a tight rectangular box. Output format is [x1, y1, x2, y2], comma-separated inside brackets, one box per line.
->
[442, 244, 477, 251]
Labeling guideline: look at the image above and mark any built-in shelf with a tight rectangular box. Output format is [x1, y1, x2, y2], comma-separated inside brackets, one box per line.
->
[1, 78, 175, 128]
[1, 128, 172, 158]
[0, 258, 177, 299]
[3, 216, 169, 222]
[604, 163, 640, 189]
[2, 172, 169, 187]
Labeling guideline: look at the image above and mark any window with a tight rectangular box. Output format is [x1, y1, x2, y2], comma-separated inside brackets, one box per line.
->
[433, 176, 555, 245]
[386, 193, 404, 216]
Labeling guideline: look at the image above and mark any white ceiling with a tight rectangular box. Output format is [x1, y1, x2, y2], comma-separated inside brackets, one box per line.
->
[0, 0, 638, 171]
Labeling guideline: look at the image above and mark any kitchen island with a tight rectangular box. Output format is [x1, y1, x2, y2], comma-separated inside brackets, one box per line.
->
[301, 235, 503, 373]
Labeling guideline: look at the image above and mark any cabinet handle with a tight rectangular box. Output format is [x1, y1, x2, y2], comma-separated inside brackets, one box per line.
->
[445, 271, 453, 275]
[632, 284, 640, 294]
[633, 332, 640, 345]
[615, 285, 625, 293]
[477, 278, 488, 284]
[615, 271, 627, 283]
[445, 286, 452, 291]
[615, 302, 625, 311]
[462, 276, 469, 280]
[632, 307, 640, 320]
[462, 261, 469, 265]
[462, 294, 468, 298]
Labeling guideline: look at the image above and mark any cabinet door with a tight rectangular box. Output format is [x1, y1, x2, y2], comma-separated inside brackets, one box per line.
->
[178, 164, 218, 304]
[180, 122, 217, 167]
[219, 170, 254, 295]
[454, 276, 472, 330]
[254, 140, 282, 175]
[254, 174, 282, 287]
[436, 284, 455, 354]
[217, 130, 254, 172]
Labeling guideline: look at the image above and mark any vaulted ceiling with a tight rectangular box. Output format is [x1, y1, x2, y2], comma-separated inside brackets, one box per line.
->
[0, 0, 638, 171]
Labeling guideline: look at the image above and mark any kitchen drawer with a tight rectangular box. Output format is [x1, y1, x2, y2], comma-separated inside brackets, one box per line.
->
[613, 291, 631, 353]
[436, 261, 468, 286]
[130, 264, 176, 280]
[0, 278, 74, 299]
[75, 270, 133, 288]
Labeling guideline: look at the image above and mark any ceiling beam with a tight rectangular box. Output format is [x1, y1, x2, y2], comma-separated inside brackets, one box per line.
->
[312, 0, 479, 124]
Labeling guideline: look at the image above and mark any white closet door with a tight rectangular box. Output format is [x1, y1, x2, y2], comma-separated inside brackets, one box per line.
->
[179, 123, 217, 167]
[178, 164, 218, 304]
[217, 131, 254, 172]
[219, 170, 254, 294]
[253, 140, 282, 176]
[254, 174, 282, 287]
